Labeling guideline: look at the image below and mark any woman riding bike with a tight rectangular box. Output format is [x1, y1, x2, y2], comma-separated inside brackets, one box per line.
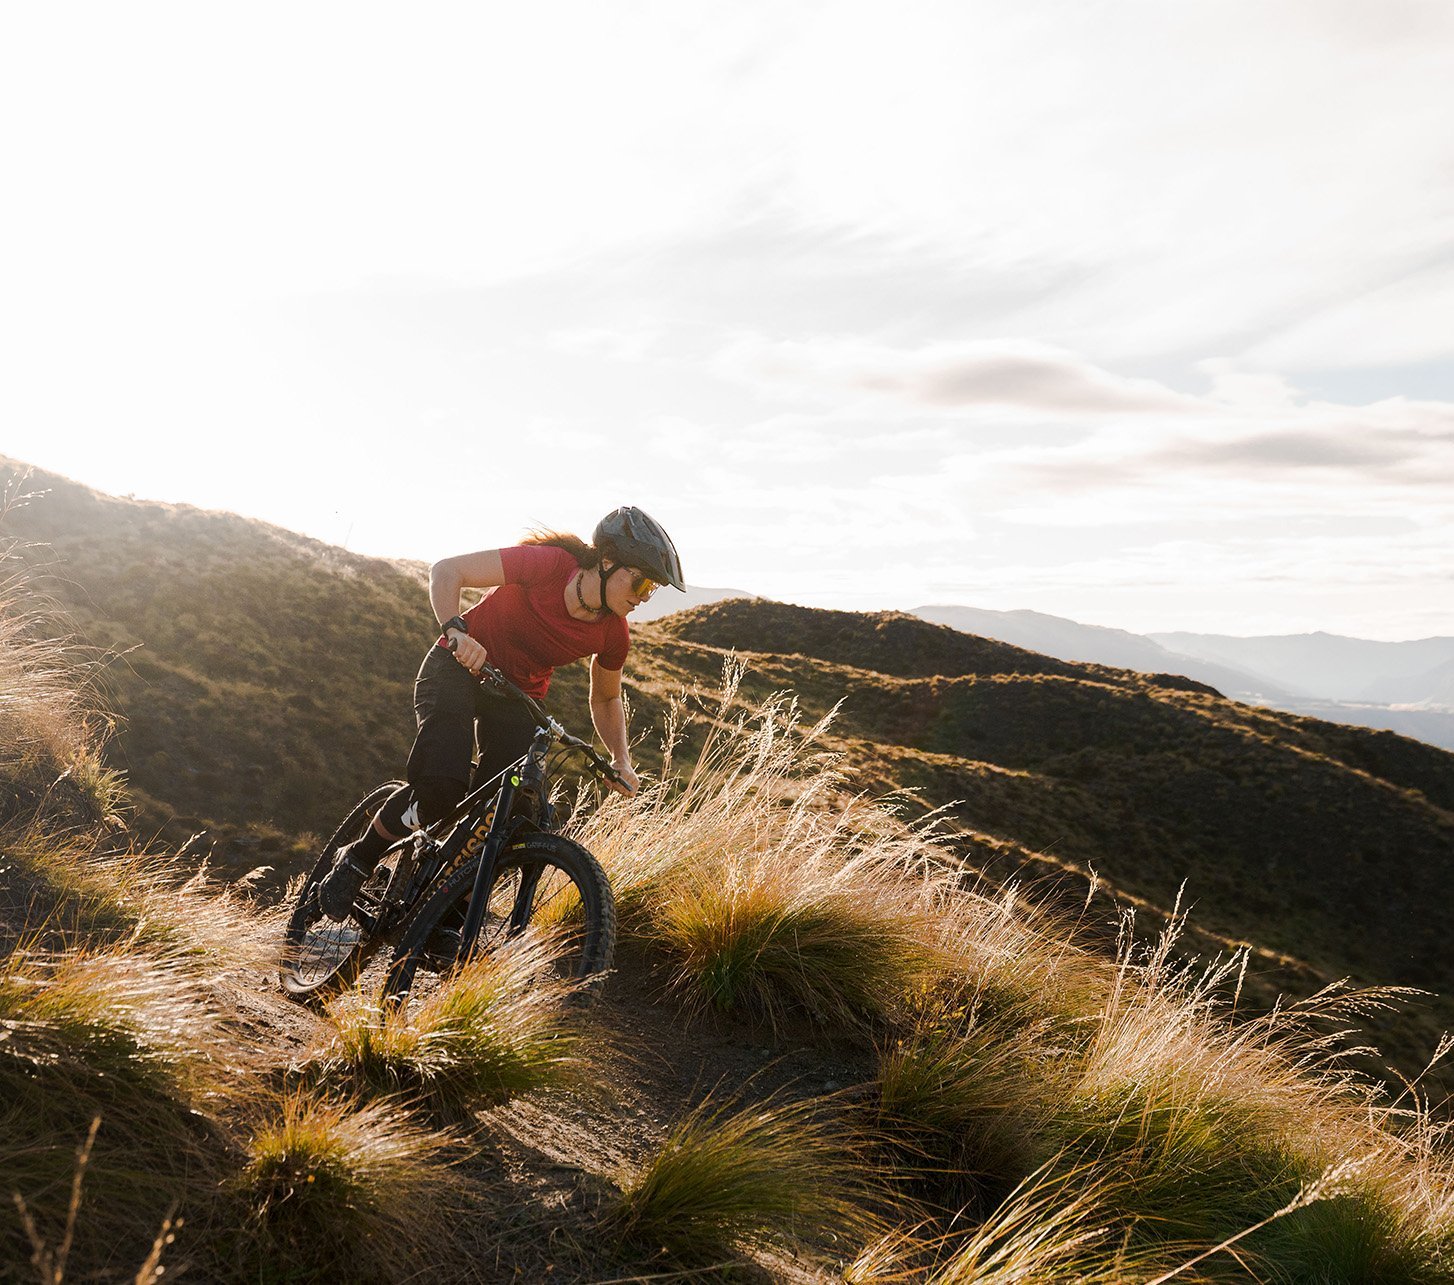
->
[316, 505, 684, 921]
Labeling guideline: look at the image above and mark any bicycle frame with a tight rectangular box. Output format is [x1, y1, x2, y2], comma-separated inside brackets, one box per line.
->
[359, 661, 618, 976]
[283, 654, 623, 1003]
[350, 745, 536, 942]
[454, 725, 551, 963]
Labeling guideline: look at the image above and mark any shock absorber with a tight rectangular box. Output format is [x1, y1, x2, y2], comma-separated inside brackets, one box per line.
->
[512, 731, 551, 821]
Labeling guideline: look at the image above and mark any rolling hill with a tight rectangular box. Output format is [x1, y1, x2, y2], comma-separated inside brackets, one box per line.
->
[10, 519, 1454, 1283]
[5, 456, 1453, 1092]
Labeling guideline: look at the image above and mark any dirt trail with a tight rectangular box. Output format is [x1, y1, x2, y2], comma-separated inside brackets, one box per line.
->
[257, 933, 870, 1281]
[1, 835, 876, 1281]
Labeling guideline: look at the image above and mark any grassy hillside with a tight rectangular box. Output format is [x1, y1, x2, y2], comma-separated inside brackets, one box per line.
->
[639, 602, 1454, 1088]
[5, 551, 1454, 1282]
[2, 458, 427, 853]
[4, 457, 1453, 1094]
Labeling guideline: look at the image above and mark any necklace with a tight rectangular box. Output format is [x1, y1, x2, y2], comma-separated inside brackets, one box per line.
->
[574, 571, 602, 617]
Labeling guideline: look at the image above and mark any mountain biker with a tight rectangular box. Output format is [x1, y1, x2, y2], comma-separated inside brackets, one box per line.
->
[316, 505, 684, 920]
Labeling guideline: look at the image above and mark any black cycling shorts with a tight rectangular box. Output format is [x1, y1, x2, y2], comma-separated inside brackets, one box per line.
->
[405, 644, 541, 794]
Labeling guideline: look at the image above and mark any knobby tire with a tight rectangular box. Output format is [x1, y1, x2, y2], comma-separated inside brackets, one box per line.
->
[382, 832, 616, 1006]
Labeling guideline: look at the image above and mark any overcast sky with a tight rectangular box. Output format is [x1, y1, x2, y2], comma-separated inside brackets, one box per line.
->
[3, 1, 1451, 638]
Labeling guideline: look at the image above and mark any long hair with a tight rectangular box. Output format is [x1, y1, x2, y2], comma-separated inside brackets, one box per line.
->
[520, 528, 599, 568]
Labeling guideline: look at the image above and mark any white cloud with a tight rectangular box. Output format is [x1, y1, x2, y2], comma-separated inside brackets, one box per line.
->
[3, 2, 1451, 638]
[714, 336, 1203, 417]
[1240, 260, 1454, 371]
[546, 327, 662, 362]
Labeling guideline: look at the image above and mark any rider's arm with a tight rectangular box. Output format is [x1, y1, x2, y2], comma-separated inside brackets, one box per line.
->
[430, 550, 505, 673]
[589, 658, 638, 795]
[429, 549, 506, 625]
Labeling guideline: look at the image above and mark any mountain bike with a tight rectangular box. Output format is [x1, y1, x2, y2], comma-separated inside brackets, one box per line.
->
[279, 660, 620, 1006]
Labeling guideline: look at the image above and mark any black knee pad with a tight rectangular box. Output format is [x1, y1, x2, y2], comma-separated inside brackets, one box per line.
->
[375, 783, 417, 836]
[413, 775, 466, 829]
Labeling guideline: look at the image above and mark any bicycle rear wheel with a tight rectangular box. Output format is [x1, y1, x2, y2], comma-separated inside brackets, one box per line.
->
[280, 781, 407, 999]
[382, 832, 616, 1005]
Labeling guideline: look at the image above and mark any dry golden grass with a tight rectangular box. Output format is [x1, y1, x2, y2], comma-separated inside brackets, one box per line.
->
[0, 941, 232, 1274]
[605, 1088, 886, 1265]
[8, 1114, 182, 1285]
[0, 583, 98, 788]
[0, 493, 124, 835]
[2, 825, 282, 970]
[847, 1166, 1197, 1284]
[582, 663, 1454, 1280]
[578, 668, 956, 1031]
[305, 937, 585, 1117]
[233, 1089, 468, 1278]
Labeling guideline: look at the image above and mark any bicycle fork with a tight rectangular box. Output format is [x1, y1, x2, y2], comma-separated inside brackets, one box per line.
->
[456, 775, 517, 964]
[456, 731, 548, 964]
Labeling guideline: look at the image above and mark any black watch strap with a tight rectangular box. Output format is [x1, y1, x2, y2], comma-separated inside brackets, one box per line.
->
[440, 614, 469, 639]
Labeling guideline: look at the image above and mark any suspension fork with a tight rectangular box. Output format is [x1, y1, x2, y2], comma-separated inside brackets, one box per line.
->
[457, 731, 550, 964]
[457, 774, 518, 965]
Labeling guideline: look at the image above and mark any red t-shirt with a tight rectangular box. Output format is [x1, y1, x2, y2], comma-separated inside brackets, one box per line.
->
[455, 545, 629, 698]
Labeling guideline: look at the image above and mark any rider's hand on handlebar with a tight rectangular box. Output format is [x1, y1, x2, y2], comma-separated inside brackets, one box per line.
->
[445, 630, 490, 676]
[608, 762, 640, 797]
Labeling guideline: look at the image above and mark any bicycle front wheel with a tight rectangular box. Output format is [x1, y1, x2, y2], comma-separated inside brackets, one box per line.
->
[383, 833, 616, 1005]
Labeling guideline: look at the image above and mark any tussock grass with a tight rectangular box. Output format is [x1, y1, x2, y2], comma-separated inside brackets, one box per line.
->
[1019, 919, 1454, 1277]
[1255, 1181, 1454, 1283]
[847, 1168, 1191, 1284]
[606, 1089, 884, 1264]
[0, 943, 219, 1108]
[306, 938, 583, 1117]
[581, 664, 1454, 1280]
[0, 944, 227, 1272]
[234, 1089, 466, 1279]
[651, 843, 942, 1029]
[579, 666, 952, 1030]
[929, 1170, 1188, 1284]
[583, 662, 1112, 1037]
[875, 1015, 1054, 1207]
[1, 826, 280, 969]
[931, 880, 1115, 1035]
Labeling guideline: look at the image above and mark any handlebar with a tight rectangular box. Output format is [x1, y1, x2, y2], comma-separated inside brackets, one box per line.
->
[445, 638, 629, 790]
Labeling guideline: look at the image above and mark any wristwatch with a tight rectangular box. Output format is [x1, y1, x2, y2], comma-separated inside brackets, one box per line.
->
[440, 615, 470, 645]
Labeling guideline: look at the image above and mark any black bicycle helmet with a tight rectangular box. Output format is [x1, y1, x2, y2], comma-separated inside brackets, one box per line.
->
[593, 506, 685, 591]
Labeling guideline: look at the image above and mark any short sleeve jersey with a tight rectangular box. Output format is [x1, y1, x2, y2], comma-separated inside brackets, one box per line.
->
[457, 545, 629, 698]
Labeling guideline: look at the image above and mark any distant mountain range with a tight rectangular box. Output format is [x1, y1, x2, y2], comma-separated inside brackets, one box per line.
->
[637, 594, 1454, 752]
[912, 606, 1454, 752]
[912, 605, 1294, 700]
[1149, 629, 1454, 705]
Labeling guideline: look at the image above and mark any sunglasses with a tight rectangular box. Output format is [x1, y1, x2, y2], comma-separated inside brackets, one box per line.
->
[628, 570, 661, 599]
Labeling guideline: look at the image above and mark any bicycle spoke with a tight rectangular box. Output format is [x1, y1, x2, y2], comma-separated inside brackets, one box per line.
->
[279, 782, 411, 998]
[290, 914, 364, 985]
[385, 837, 610, 1006]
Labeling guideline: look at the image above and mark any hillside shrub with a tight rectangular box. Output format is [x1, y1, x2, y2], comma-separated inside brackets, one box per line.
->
[305, 939, 584, 1118]
[233, 1091, 465, 1279]
[605, 1090, 883, 1266]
